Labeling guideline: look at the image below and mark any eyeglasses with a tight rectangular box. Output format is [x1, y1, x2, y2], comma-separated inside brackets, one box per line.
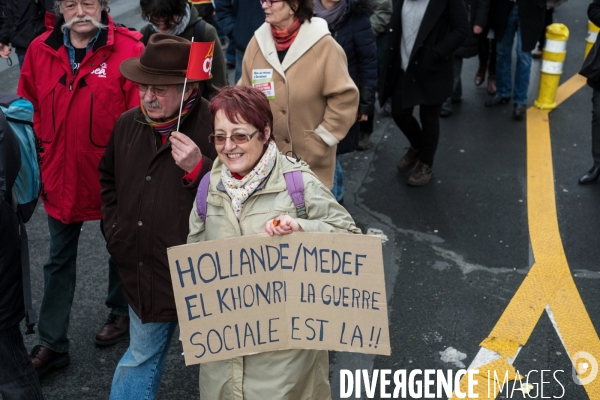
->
[138, 84, 173, 97]
[259, 0, 285, 6]
[209, 130, 260, 145]
[149, 16, 179, 30]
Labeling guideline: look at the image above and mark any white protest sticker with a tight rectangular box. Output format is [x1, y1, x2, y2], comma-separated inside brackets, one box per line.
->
[252, 69, 275, 100]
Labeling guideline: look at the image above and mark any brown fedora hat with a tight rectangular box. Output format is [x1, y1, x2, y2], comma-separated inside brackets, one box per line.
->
[120, 34, 202, 85]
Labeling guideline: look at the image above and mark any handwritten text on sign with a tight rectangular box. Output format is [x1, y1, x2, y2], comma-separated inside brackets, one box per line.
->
[167, 232, 390, 365]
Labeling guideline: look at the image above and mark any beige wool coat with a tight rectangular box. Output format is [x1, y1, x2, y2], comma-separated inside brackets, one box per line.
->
[239, 18, 359, 189]
[188, 153, 361, 400]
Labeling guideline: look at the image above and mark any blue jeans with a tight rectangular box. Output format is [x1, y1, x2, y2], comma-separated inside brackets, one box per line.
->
[109, 307, 177, 400]
[495, 4, 532, 105]
[38, 215, 128, 353]
[17, 54, 25, 70]
[332, 158, 344, 201]
[0, 324, 44, 400]
[235, 49, 244, 84]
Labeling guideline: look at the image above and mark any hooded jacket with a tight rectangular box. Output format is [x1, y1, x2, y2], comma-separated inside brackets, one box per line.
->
[17, 12, 144, 224]
[99, 98, 217, 323]
[0, 108, 24, 330]
[141, 4, 228, 99]
[188, 153, 361, 400]
[239, 18, 359, 189]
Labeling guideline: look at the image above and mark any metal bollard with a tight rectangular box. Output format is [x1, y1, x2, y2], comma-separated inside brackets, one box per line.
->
[586, 20, 600, 58]
[534, 23, 569, 110]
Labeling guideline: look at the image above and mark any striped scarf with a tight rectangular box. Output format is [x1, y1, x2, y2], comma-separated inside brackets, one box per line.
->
[141, 89, 199, 136]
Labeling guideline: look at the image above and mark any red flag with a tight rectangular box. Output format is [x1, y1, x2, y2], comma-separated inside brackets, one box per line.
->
[186, 41, 214, 80]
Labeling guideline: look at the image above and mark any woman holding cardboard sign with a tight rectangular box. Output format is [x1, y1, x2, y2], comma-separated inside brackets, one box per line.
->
[187, 86, 361, 399]
[238, 0, 359, 192]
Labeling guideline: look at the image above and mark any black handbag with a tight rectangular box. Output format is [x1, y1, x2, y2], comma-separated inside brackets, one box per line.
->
[580, 40, 600, 80]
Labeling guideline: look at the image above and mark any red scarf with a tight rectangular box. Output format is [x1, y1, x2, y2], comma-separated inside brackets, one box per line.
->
[271, 19, 302, 52]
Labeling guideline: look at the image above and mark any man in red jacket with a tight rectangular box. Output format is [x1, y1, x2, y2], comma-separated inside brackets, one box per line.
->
[17, 0, 144, 377]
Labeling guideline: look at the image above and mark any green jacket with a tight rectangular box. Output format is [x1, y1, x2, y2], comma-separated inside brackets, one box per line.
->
[187, 152, 361, 400]
[141, 5, 228, 99]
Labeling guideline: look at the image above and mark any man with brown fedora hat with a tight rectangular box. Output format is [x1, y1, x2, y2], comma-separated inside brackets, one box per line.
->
[99, 33, 217, 399]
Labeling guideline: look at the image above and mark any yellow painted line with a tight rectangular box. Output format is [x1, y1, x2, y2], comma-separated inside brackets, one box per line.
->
[555, 74, 587, 106]
[451, 76, 600, 399]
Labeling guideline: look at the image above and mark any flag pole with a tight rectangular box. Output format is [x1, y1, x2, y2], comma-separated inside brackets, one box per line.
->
[176, 36, 194, 132]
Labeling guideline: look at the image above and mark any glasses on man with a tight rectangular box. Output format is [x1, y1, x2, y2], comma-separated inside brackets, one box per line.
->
[259, 0, 285, 6]
[138, 84, 172, 97]
[208, 130, 260, 145]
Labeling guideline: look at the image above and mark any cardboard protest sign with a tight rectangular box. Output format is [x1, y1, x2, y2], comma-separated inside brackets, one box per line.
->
[167, 232, 390, 365]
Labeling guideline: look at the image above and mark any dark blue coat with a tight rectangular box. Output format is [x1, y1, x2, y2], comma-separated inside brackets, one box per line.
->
[214, 0, 265, 53]
[328, 0, 378, 115]
[326, 0, 378, 153]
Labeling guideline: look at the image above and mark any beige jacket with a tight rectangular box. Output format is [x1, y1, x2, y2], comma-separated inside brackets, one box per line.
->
[188, 153, 361, 400]
[239, 18, 359, 189]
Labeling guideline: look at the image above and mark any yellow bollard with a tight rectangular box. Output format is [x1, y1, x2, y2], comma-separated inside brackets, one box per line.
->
[534, 23, 569, 110]
[585, 20, 600, 58]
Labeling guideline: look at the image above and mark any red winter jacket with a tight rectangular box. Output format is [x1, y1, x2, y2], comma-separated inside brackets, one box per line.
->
[17, 12, 143, 224]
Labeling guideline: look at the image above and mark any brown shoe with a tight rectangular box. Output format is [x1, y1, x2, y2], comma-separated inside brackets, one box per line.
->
[95, 314, 130, 346]
[487, 75, 497, 95]
[30, 345, 70, 377]
[474, 64, 486, 86]
[407, 161, 434, 186]
[397, 147, 419, 171]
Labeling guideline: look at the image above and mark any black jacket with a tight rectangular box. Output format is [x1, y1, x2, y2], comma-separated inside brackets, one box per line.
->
[328, 0, 378, 154]
[588, 0, 600, 90]
[0, 106, 24, 330]
[455, 0, 490, 59]
[379, 0, 469, 108]
[0, 0, 52, 55]
[489, 0, 546, 52]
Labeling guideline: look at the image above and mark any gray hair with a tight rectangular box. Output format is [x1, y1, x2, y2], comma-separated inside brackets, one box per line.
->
[54, 0, 110, 15]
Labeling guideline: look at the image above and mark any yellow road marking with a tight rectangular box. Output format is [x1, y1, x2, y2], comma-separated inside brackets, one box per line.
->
[451, 76, 600, 399]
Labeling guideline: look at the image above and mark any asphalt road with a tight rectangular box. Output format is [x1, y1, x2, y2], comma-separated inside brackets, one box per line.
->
[1, 0, 599, 399]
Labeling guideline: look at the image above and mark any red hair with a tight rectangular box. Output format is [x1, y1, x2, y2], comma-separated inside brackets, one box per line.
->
[209, 86, 274, 142]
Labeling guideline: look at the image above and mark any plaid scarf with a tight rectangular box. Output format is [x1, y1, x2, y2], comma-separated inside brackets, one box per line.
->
[140, 89, 199, 136]
[271, 19, 302, 52]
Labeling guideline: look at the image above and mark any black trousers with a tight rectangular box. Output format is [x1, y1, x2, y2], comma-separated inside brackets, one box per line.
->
[391, 80, 442, 167]
[0, 324, 44, 400]
[591, 89, 600, 167]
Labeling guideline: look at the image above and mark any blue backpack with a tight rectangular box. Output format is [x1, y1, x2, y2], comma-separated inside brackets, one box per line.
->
[0, 94, 41, 223]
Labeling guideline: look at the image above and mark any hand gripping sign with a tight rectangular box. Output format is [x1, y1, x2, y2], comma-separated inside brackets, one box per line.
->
[167, 232, 391, 365]
[187, 41, 214, 81]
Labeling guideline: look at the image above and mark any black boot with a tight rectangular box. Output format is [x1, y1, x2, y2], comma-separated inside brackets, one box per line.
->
[578, 166, 600, 184]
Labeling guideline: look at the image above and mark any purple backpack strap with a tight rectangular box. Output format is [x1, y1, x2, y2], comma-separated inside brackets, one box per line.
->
[196, 173, 211, 222]
[284, 170, 307, 219]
